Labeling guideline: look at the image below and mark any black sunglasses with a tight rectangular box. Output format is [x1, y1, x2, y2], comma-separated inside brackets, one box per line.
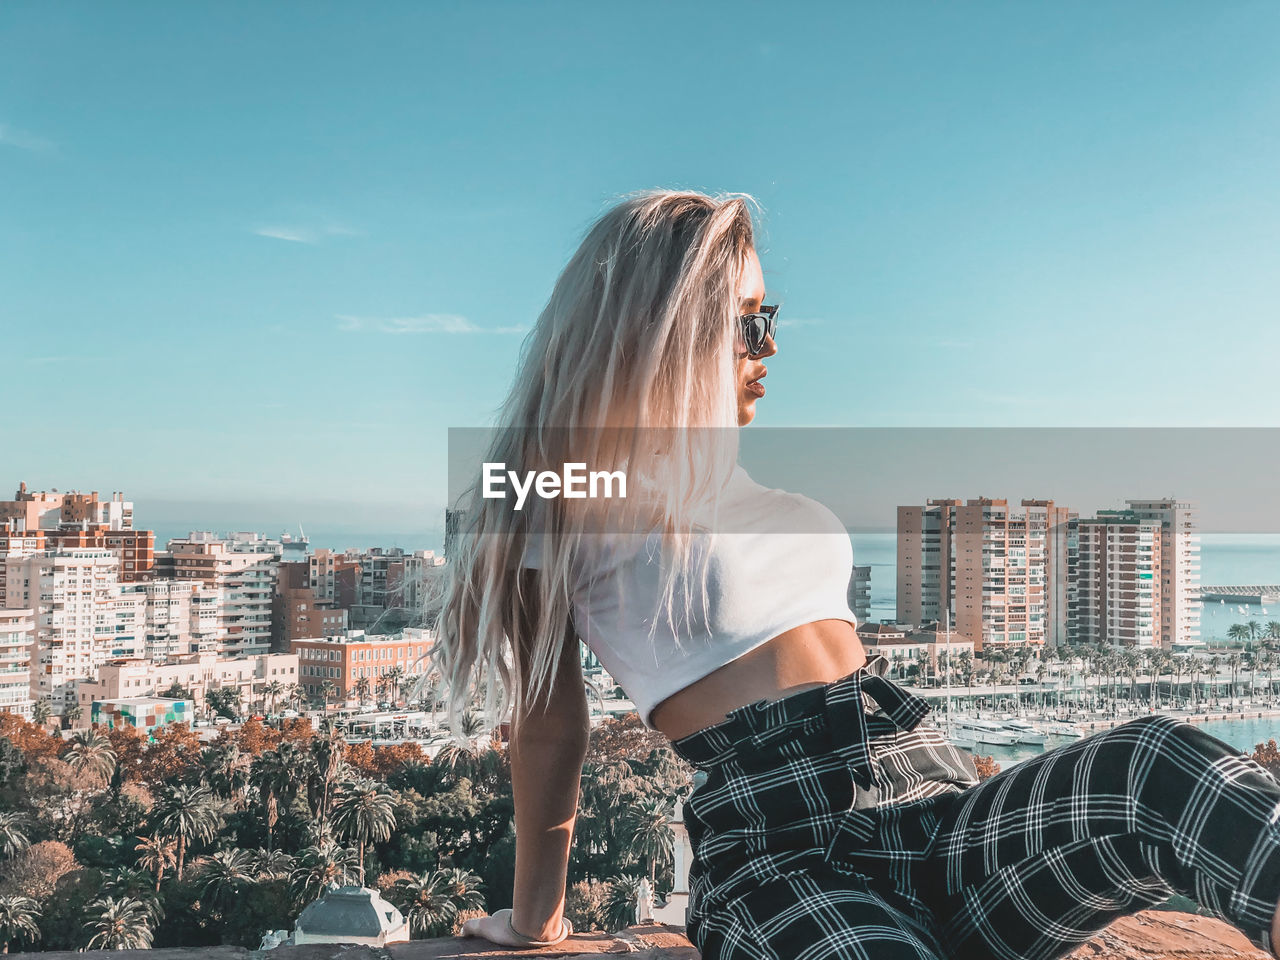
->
[736, 304, 779, 357]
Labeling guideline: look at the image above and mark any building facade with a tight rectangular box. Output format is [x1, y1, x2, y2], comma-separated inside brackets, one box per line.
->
[1124, 499, 1202, 649]
[291, 629, 434, 703]
[0, 608, 33, 716]
[1072, 511, 1163, 647]
[899, 498, 1076, 653]
[76, 651, 299, 721]
[5, 547, 128, 711]
[156, 533, 282, 656]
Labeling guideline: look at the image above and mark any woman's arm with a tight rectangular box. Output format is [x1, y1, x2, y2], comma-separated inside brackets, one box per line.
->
[507, 581, 590, 941]
[460, 573, 590, 946]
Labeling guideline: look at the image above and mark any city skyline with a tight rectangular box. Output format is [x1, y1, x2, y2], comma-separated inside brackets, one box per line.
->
[7, 2, 1280, 524]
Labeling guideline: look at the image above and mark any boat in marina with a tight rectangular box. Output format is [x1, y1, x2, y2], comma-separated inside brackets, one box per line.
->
[1038, 719, 1085, 738]
[999, 718, 1048, 745]
[950, 718, 1018, 746]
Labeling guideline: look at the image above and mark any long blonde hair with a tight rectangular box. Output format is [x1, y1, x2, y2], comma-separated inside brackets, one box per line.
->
[428, 189, 759, 739]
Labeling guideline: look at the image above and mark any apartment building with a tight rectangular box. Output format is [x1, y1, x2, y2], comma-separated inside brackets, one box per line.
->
[273, 559, 349, 651]
[0, 608, 33, 716]
[135, 578, 221, 661]
[155, 533, 281, 657]
[898, 498, 1077, 652]
[0, 484, 134, 530]
[5, 547, 129, 711]
[0, 524, 45, 608]
[292, 628, 434, 702]
[76, 651, 299, 720]
[1073, 511, 1163, 647]
[338, 547, 445, 631]
[1124, 499, 1202, 648]
[847, 564, 872, 623]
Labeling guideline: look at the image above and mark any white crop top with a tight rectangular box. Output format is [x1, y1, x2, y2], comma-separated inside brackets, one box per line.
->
[522, 465, 858, 729]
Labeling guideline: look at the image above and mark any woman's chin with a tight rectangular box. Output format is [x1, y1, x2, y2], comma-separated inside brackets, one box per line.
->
[737, 398, 758, 426]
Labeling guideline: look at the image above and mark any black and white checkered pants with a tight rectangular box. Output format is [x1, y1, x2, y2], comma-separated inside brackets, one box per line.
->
[670, 658, 1280, 960]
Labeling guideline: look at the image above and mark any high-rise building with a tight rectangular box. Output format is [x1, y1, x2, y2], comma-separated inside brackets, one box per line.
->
[5, 547, 126, 711]
[1072, 511, 1162, 647]
[0, 608, 34, 717]
[898, 498, 1076, 652]
[847, 564, 872, 623]
[272, 560, 350, 652]
[1124, 499, 1201, 649]
[136, 578, 221, 661]
[155, 533, 282, 657]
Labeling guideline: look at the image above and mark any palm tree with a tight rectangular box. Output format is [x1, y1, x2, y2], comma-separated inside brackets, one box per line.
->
[83, 901, 154, 952]
[63, 702, 83, 729]
[30, 698, 51, 728]
[83, 897, 154, 950]
[393, 869, 457, 937]
[1208, 655, 1222, 707]
[134, 836, 177, 892]
[154, 783, 223, 880]
[263, 680, 285, 718]
[623, 797, 675, 886]
[250, 847, 296, 881]
[0, 813, 29, 860]
[101, 868, 163, 925]
[354, 676, 371, 705]
[332, 778, 398, 883]
[436, 867, 485, 916]
[603, 874, 646, 932]
[319, 680, 337, 712]
[309, 730, 347, 823]
[0, 896, 40, 954]
[290, 840, 359, 905]
[386, 665, 406, 705]
[64, 728, 118, 782]
[202, 742, 250, 806]
[198, 848, 257, 912]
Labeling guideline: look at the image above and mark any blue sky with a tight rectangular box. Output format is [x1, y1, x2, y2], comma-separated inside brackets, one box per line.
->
[4, 2, 1280, 541]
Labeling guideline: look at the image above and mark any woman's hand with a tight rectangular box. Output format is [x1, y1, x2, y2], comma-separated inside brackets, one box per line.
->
[460, 908, 573, 948]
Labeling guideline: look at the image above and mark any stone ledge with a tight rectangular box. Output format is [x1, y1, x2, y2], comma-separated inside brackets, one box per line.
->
[6, 913, 1270, 959]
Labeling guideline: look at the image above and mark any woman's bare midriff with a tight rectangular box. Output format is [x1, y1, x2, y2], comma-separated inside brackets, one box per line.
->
[649, 619, 867, 742]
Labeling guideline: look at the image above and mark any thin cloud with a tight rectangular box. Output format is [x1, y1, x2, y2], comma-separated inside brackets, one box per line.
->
[336, 314, 526, 335]
[776, 317, 823, 329]
[0, 123, 55, 153]
[253, 223, 362, 244]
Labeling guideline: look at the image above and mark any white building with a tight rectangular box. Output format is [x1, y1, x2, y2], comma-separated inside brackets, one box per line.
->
[5, 547, 123, 712]
[160, 534, 282, 657]
[76, 651, 299, 721]
[1124, 499, 1202, 649]
[136, 579, 221, 661]
[0, 608, 34, 717]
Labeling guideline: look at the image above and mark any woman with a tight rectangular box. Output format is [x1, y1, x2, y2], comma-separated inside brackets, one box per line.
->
[435, 190, 1280, 959]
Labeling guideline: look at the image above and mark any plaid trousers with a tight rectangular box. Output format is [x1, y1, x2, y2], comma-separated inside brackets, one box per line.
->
[669, 657, 1280, 960]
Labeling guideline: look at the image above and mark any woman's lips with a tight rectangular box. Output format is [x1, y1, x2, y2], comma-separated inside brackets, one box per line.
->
[746, 380, 766, 398]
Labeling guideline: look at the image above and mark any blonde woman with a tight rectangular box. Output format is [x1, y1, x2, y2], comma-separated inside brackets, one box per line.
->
[437, 190, 1280, 960]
